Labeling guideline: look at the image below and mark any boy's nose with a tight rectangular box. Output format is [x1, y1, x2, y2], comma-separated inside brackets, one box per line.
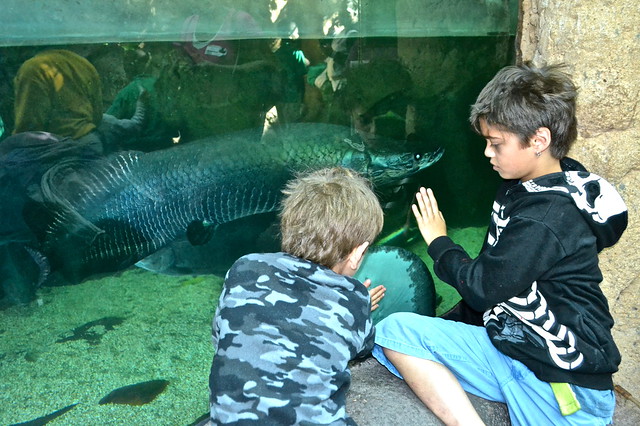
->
[484, 142, 494, 158]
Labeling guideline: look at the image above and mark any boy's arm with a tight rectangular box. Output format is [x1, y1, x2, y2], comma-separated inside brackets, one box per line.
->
[413, 187, 566, 311]
[355, 318, 376, 358]
[211, 299, 223, 350]
[355, 282, 377, 358]
[211, 283, 231, 350]
[428, 217, 565, 311]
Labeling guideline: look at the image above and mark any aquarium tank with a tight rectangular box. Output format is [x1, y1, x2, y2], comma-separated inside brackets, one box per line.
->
[0, 0, 518, 424]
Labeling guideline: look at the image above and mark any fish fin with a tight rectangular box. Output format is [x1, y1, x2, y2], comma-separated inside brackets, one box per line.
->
[22, 200, 64, 244]
[65, 219, 151, 282]
[23, 198, 104, 255]
[22, 200, 104, 281]
[187, 220, 216, 246]
[0, 244, 42, 304]
[39, 153, 144, 242]
[34, 158, 117, 250]
[12, 402, 78, 425]
[22, 246, 51, 287]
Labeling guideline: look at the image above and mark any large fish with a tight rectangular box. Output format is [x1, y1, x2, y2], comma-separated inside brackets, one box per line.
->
[36, 123, 443, 282]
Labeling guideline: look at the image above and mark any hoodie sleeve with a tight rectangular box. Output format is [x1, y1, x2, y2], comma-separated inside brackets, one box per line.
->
[427, 208, 568, 312]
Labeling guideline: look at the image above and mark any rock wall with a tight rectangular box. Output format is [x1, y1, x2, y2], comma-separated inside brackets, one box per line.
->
[519, 0, 640, 398]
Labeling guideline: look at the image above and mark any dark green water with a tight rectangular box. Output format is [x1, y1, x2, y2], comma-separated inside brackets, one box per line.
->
[0, 30, 512, 424]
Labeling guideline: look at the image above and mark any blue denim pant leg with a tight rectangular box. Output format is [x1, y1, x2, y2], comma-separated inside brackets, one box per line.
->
[372, 313, 614, 426]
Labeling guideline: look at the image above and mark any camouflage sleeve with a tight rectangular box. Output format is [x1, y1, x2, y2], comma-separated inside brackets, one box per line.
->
[356, 317, 375, 359]
[211, 294, 224, 350]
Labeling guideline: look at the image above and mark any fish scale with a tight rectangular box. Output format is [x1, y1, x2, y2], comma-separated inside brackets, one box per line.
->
[40, 123, 443, 282]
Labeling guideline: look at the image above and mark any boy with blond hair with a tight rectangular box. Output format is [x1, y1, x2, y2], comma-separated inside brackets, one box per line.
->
[209, 167, 385, 425]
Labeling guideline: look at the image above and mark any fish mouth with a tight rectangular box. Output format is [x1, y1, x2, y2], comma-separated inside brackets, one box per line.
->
[368, 146, 444, 184]
[419, 146, 444, 169]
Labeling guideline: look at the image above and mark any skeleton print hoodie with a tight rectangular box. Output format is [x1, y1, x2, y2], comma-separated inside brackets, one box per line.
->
[428, 158, 628, 390]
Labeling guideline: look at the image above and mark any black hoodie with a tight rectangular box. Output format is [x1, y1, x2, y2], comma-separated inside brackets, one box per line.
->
[428, 158, 628, 390]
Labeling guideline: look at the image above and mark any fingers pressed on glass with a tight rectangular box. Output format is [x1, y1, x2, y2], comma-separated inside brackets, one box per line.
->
[416, 189, 428, 216]
[411, 203, 421, 221]
[427, 188, 439, 213]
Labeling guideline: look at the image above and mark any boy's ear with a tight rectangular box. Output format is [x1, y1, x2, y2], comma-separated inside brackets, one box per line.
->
[532, 127, 552, 151]
[348, 241, 370, 270]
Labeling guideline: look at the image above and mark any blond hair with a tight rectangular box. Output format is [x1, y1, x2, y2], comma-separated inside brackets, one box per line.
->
[280, 167, 384, 268]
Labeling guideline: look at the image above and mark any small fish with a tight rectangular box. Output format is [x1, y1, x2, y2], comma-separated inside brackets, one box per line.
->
[11, 403, 77, 426]
[99, 379, 170, 405]
[172, 131, 181, 144]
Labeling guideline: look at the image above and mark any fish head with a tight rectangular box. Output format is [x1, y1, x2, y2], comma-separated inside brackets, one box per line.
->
[366, 146, 444, 186]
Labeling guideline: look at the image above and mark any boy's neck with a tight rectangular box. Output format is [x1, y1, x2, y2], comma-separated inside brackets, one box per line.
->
[522, 157, 563, 182]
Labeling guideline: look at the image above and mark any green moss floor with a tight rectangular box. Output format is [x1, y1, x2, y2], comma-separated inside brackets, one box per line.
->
[0, 227, 485, 425]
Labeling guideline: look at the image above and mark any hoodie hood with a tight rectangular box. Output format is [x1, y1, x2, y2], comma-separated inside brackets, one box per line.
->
[520, 158, 628, 251]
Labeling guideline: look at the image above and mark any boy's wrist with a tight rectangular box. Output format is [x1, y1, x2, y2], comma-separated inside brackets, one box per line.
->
[426, 235, 454, 259]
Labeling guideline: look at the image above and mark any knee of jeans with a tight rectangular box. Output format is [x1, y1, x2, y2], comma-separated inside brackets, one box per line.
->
[378, 311, 418, 329]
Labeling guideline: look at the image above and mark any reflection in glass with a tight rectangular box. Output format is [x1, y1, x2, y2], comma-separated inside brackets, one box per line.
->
[0, 1, 517, 424]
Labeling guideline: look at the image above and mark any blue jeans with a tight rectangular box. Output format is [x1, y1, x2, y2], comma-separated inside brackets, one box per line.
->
[373, 313, 615, 426]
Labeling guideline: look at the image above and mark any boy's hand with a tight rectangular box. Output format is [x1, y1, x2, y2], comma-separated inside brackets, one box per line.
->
[363, 279, 386, 312]
[412, 187, 447, 246]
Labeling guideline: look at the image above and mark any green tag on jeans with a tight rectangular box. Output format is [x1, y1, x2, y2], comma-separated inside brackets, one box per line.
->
[550, 382, 581, 416]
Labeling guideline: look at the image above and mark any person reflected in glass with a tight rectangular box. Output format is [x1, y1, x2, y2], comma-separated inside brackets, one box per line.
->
[12, 49, 144, 155]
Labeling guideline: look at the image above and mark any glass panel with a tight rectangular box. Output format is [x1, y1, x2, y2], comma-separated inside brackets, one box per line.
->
[1, 0, 517, 424]
[1, 0, 518, 46]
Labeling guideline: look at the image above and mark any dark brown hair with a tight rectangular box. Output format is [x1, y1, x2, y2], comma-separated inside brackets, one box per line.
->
[470, 63, 578, 158]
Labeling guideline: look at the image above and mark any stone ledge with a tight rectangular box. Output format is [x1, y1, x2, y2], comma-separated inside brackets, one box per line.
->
[347, 356, 640, 425]
[347, 357, 510, 425]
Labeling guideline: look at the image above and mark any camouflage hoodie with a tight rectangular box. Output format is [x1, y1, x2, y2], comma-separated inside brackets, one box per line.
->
[428, 158, 628, 390]
[209, 252, 374, 425]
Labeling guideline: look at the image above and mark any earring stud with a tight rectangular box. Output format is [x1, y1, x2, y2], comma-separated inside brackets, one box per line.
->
[535, 151, 542, 157]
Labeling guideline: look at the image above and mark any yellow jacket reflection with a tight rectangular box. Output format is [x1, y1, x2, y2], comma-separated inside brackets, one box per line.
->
[13, 49, 103, 139]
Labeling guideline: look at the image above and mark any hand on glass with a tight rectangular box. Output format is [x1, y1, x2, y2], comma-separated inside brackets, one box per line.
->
[411, 187, 447, 246]
[363, 279, 386, 312]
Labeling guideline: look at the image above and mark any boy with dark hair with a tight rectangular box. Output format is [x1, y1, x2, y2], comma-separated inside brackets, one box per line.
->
[372, 64, 628, 425]
[209, 167, 385, 425]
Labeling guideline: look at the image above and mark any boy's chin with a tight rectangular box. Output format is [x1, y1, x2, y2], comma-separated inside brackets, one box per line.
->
[496, 170, 516, 180]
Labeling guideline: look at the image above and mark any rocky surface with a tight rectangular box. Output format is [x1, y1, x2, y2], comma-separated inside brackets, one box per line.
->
[347, 357, 640, 425]
[348, 358, 511, 425]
